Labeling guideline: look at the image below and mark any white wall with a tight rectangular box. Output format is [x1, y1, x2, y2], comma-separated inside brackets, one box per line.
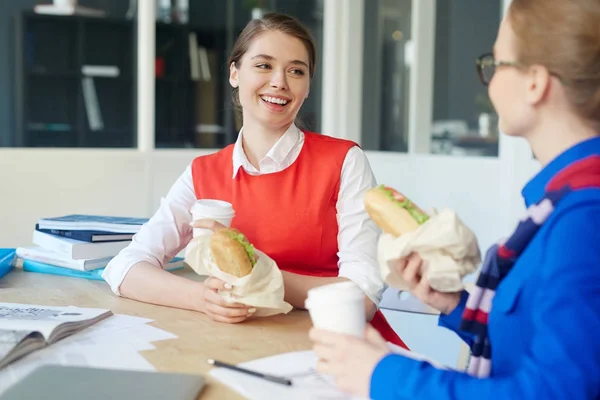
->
[0, 149, 195, 248]
[0, 150, 146, 247]
[0, 149, 527, 255]
[367, 152, 514, 252]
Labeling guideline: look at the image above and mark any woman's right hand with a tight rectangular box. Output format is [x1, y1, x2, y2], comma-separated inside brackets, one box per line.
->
[200, 277, 255, 323]
[392, 253, 462, 315]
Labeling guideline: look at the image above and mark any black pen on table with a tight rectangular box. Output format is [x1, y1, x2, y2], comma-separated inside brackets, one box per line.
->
[207, 359, 293, 386]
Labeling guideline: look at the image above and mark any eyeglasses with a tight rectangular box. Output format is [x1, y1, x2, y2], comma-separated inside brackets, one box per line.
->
[476, 53, 522, 86]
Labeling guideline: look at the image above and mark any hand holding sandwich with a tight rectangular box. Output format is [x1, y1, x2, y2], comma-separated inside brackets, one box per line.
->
[392, 253, 462, 315]
[192, 219, 255, 323]
[364, 186, 462, 312]
[364, 185, 481, 294]
[200, 276, 255, 323]
[187, 219, 292, 318]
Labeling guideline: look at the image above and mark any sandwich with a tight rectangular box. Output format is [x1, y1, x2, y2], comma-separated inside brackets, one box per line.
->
[364, 185, 429, 237]
[209, 228, 258, 277]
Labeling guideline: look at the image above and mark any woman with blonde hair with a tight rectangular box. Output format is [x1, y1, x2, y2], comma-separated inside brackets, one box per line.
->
[310, 0, 600, 398]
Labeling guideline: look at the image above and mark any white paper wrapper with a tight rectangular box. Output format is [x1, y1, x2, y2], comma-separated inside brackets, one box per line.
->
[184, 234, 293, 317]
[378, 208, 481, 292]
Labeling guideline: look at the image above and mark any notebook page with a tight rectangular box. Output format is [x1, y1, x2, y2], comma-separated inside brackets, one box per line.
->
[0, 303, 111, 341]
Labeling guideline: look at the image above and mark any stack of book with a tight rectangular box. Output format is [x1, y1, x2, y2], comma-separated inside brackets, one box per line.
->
[16, 215, 184, 280]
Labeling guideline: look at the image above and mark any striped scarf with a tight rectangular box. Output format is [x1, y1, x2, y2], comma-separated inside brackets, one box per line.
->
[459, 155, 600, 378]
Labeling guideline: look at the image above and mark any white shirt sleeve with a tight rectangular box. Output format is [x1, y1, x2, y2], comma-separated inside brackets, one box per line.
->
[102, 164, 197, 295]
[336, 146, 386, 305]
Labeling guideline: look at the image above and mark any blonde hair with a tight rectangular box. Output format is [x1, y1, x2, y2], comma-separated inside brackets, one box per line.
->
[509, 0, 600, 129]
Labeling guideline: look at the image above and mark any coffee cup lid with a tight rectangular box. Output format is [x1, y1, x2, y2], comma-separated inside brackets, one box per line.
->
[191, 199, 235, 217]
[306, 281, 364, 308]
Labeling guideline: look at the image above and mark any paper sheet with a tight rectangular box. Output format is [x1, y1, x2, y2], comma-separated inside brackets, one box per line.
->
[83, 314, 153, 334]
[0, 313, 176, 397]
[210, 346, 453, 400]
[210, 350, 365, 400]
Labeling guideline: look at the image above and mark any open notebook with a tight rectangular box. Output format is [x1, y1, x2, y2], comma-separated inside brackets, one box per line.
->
[0, 303, 112, 369]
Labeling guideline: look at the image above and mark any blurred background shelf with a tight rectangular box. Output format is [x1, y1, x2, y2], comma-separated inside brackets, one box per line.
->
[14, 11, 134, 148]
[11, 1, 323, 149]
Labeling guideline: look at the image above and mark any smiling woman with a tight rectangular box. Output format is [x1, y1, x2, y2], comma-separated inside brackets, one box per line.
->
[227, 14, 316, 137]
[102, 12, 409, 350]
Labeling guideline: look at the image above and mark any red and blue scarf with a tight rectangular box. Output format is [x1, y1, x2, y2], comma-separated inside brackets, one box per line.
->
[460, 155, 600, 378]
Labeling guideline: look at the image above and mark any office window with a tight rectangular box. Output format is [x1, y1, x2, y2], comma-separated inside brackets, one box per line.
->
[1, 1, 322, 149]
[361, 0, 412, 152]
[3, 1, 136, 148]
[430, 0, 501, 157]
[361, 0, 501, 157]
[155, 0, 324, 149]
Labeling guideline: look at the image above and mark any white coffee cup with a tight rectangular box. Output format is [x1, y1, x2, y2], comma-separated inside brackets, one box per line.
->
[53, 0, 77, 7]
[305, 281, 366, 338]
[190, 199, 235, 237]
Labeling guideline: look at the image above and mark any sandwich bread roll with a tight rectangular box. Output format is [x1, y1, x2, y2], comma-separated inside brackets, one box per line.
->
[209, 228, 257, 278]
[364, 185, 429, 237]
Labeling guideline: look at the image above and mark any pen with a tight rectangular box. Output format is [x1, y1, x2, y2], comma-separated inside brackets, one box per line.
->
[207, 359, 293, 386]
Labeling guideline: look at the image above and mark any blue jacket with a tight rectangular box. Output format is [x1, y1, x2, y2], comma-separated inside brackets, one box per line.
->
[371, 137, 600, 400]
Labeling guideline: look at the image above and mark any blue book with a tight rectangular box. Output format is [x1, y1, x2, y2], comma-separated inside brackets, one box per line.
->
[0, 249, 16, 279]
[37, 215, 149, 234]
[35, 224, 134, 243]
[22, 258, 185, 281]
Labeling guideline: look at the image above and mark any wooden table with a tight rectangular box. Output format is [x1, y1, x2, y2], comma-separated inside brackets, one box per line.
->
[0, 268, 314, 399]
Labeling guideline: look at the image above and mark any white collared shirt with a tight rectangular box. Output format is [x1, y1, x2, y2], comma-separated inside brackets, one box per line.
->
[232, 125, 304, 177]
[103, 124, 385, 305]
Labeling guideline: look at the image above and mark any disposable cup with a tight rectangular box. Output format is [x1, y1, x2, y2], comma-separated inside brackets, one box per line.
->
[190, 199, 235, 237]
[305, 281, 366, 337]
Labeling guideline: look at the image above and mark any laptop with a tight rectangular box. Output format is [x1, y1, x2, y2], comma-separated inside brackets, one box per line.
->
[0, 365, 206, 400]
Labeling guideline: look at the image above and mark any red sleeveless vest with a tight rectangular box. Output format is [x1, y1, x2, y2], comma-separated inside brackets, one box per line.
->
[191, 132, 408, 348]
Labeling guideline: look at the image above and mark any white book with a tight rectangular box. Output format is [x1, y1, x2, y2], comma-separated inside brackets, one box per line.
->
[81, 65, 120, 78]
[0, 303, 112, 369]
[82, 77, 103, 131]
[197, 46, 211, 82]
[15, 247, 111, 271]
[37, 215, 147, 234]
[32, 231, 129, 260]
[33, 5, 106, 17]
[188, 33, 200, 81]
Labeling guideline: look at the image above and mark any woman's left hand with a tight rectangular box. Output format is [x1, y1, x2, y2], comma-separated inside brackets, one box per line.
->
[309, 324, 391, 397]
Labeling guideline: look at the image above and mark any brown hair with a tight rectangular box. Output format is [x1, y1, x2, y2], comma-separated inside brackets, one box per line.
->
[508, 0, 600, 128]
[228, 12, 316, 121]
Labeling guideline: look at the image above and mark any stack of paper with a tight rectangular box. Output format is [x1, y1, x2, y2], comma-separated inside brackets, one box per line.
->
[0, 314, 176, 396]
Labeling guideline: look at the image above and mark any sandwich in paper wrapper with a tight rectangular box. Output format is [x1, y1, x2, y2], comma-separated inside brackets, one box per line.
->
[184, 228, 292, 317]
[365, 185, 482, 292]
